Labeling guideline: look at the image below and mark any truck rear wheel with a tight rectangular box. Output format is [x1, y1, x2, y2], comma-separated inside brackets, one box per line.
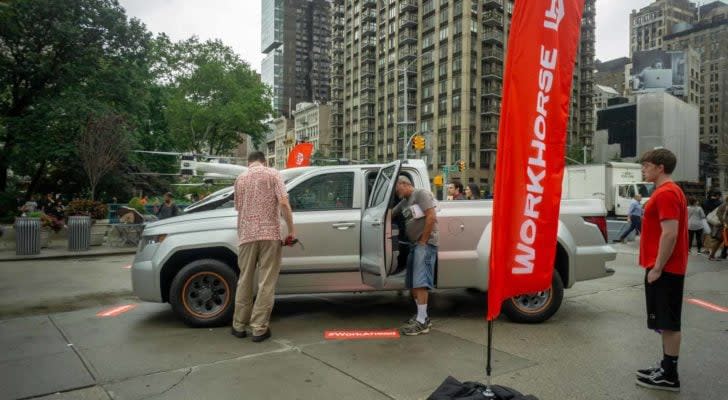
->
[169, 259, 237, 327]
[501, 272, 564, 323]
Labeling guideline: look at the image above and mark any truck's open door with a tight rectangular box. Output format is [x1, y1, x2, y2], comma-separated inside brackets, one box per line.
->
[360, 160, 401, 288]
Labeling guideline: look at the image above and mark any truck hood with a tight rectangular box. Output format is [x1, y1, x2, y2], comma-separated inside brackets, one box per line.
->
[142, 208, 235, 236]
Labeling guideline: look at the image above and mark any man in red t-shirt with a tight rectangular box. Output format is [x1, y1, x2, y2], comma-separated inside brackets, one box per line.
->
[635, 148, 688, 392]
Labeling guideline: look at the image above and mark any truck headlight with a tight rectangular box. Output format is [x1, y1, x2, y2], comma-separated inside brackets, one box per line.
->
[139, 234, 167, 251]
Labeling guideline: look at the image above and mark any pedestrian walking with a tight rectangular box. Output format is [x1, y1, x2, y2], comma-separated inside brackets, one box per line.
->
[635, 148, 688, 392]
[707, 198, 728, 260]
[615, 194, 643, 243]
[392, 175, 439, 336]
[701, 191, 721, 215]
[231, 151, 295, 343]
[686, 197, 706, 254]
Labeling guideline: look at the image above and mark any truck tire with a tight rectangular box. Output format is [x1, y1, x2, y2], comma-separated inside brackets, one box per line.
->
[169, 259, 237, 327]
[501, 272, 564, 323]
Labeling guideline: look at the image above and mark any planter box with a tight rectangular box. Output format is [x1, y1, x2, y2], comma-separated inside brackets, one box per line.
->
[90, 222, 110, 246]
[40, 227, 51, 248]
[0, 225, 15, 250]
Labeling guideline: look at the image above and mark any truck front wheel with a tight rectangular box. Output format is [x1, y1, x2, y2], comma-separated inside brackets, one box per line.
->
[501, 272, 564, 323]
[169, 259, 237, 327]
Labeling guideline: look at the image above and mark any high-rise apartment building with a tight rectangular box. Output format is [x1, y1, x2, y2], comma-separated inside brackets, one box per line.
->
[629, 0, 696, 57]
[330, 0, 596, 189]
[261, 0, 332, 117]
[571, 0, 596, 149]
[664, 3, 728, 149]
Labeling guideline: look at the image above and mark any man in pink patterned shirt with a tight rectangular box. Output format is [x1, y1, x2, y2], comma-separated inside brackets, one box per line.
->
[231, 151, 295, 343]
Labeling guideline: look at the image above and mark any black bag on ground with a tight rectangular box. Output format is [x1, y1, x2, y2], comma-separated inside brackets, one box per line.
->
[428, 376, 539, 400]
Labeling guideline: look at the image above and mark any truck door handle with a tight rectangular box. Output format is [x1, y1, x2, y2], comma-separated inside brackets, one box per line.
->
[371, 219, 382, 227]
[332, 222, 356, 230]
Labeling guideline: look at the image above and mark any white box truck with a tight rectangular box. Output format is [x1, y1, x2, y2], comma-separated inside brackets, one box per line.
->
[562, 162, 654, 217]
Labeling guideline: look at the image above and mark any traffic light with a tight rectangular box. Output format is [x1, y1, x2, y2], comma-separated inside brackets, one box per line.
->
[412, 134, 426, 151]
[433, 175, 443, 186]
[458, 160, 466, 172]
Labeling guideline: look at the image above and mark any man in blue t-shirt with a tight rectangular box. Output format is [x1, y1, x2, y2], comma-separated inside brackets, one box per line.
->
[615, 194, 643, 243]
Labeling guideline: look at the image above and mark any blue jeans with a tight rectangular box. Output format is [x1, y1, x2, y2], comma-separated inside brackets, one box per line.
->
[405, 243, 437, 289]
[619, 215, 641, 241]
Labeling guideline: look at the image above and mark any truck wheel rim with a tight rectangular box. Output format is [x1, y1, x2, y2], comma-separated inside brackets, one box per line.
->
[182, 271, 230, 319]
[511, 290, 551, 314]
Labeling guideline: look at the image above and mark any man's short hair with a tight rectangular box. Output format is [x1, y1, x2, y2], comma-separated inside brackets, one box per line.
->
[397, 175, 412, 186]
[640, 148, 677, 174]
[453, 181, 464, 193]
[248, 151, 266, 163]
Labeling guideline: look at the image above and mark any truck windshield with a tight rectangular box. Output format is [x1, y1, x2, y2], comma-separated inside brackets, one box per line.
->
[637, 183, 655, 197]
[183, 167, 315, 213]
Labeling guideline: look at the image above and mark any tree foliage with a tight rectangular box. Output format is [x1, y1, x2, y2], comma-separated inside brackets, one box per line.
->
[155, 37, 272, 155]
[78, 113, 132, 200]
[0, 1, 272, 211]
[565, 144, 593, 165]
[0, 0, 152, 197]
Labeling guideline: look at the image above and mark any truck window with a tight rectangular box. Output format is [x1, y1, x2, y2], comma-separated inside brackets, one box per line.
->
[288, 172, 355, 211]
[365, 171, 378, 206]
[626, 185, 636, 198]
[369, 164, 396, 208]
[618, 185, 630, 198]
[637, 183, 655, 197]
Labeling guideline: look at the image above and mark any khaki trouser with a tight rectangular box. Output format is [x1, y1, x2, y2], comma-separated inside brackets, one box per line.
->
[232, 240, 282, 336]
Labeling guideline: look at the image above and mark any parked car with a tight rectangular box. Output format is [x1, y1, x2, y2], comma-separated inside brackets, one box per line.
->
[131, 160, 616, 327]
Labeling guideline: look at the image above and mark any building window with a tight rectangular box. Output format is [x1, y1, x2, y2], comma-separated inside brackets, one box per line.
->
[439, 27, 449, 41]
[452, 94, 461, 110]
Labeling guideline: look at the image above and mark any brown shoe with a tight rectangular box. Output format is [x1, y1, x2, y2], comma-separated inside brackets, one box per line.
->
[231, 327, 247, 338]
[251, 328, 271, 343]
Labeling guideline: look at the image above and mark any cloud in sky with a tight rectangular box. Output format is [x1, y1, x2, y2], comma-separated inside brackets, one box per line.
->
[119, 0, 263, 72]
[596, 0, 654, 61]
[120, 0, 663, 70]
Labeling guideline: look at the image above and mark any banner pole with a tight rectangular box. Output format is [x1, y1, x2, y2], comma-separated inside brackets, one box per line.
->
[483, 319, 495, 397]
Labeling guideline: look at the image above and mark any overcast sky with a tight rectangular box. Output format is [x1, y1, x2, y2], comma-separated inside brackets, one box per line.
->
[119, 0, 656, 72]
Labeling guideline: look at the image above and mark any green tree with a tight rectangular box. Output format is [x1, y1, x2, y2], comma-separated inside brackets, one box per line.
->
[0, 0, 153, 196]
[78, 113, 132, 200]
[565, 144, 593, 165]
[157, 37, 273, 156]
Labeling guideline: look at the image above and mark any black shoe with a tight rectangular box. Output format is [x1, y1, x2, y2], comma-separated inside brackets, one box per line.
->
[231, 327, 247, 338]
[635, 364, 660, 379]
[636, 369, 680, 392]
[251, 328, 271, 343]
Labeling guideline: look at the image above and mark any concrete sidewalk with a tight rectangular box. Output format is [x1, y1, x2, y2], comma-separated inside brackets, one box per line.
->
[0, 240, 136, 262]
[3, 250, 727, 400]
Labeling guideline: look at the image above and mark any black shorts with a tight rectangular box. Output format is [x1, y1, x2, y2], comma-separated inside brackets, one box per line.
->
[645, 270, 685, 331]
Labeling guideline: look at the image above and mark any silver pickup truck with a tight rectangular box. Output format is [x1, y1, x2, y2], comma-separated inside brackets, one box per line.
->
[131, 160, 616, 327]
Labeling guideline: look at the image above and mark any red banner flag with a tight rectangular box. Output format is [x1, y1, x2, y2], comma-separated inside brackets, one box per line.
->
[286, 143, 315, 168]
[487, 0, 584, 320]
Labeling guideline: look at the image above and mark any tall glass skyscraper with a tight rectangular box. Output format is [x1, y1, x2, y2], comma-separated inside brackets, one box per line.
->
[261, 0, 332, 117]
